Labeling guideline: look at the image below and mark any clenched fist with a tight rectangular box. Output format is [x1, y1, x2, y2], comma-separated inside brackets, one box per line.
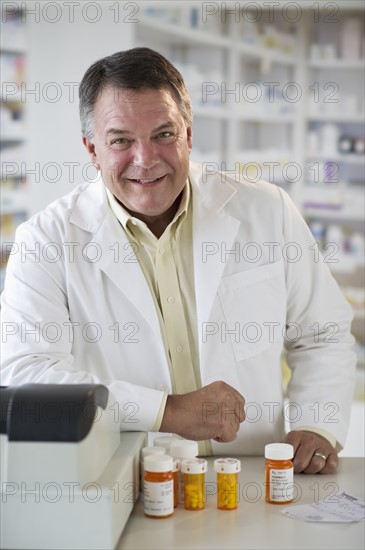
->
[160, 380, 245, 442]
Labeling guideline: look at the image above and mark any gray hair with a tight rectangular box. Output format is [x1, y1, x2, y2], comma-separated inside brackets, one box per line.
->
[79, 47, 193, 140]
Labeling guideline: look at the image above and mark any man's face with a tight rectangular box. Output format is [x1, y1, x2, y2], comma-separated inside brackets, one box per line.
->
[83, 86, 192, 225]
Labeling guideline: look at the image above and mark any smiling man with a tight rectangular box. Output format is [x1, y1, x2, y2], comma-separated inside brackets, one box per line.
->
[83, 86, 192, 238]
[1, 48, 356, 474]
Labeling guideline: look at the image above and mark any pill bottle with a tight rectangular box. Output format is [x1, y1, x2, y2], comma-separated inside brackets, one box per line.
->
[153, 435, 180, 453]
[180, 458, 208, 511]
[265, 443, 294, 504]
[170, 439, 199, 504]
[214, 458, 241, 510]
[140, 446, 166, 481]
[172, 458, 179, 508]
[143, 455, 174, 519]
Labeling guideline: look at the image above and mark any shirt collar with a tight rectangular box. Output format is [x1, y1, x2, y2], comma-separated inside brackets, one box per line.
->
[106, 180, 190, 240]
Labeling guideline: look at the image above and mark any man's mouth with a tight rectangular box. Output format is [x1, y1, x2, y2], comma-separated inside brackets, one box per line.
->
[126, 175, 166, 186]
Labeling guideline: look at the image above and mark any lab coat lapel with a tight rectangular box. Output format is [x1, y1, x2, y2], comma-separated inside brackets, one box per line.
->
[190, 164, 241, 351]
[69, 178, 161, 337]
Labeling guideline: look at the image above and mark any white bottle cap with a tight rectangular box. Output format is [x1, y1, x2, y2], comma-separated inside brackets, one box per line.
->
[265, 443, 293, 460]
[214, 458, 241, 474]
[141, 446, 166, 459]
[153, 435, 180, 451]
[144, 454, 173, 473]
[180, 458, 208, 474]
[170, 439, 199, 459]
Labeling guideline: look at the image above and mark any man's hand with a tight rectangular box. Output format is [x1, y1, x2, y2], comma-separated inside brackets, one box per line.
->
[159, 380, 245, 442]
[283, 430, 338, 474]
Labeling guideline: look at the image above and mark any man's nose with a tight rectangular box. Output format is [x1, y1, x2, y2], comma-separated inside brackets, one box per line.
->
[132, 140, 159, 169]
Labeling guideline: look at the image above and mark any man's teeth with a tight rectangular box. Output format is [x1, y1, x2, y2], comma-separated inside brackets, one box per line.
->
[133, 177, 162, 183]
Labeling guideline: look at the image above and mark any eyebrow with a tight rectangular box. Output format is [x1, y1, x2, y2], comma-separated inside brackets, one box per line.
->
[106, 121, 176, 137]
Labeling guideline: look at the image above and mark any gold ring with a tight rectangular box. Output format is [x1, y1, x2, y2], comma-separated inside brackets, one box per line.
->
[314, 451, 327, 461]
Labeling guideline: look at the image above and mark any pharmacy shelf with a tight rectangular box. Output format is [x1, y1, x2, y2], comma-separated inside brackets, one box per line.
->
[0, 46, 24, 54]
[305, 153, 365, 165]
[329, 257, 365, 274]
[303, 208, 365, 223]
[0, 95, 23, 103]
[234, 150, 293, 162]
[1, 135, 25, 143]
[0, 9, 27, 293]
[138, 16, 230, 48]
[193, 105, 230, 119]
[308, 59, 364, 70]
[236, 42, 296, 66]
[307, 113, 365, 123]
[235, 112, 297, 123]
[1, 191, 29, 214]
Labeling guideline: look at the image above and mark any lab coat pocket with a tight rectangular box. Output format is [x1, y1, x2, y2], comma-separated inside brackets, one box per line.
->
[218, 260, 286, 362]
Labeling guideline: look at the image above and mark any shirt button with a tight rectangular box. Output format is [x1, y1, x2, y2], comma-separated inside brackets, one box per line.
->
[176, 345, 183, 353]
[159, 247, 164, 254]
[131, 219, 138, 225]
[167, 296, 175, 304]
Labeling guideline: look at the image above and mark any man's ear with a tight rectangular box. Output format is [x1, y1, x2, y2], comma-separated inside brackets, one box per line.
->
[187, 126, 193, 152]
[82, 135, 97, 164]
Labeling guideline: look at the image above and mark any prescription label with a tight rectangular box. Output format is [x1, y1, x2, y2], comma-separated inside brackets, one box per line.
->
[144, 480, 174, 516]
[269, 468, 294, 502]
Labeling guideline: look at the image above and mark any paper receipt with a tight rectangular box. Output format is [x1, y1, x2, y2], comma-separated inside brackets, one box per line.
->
[281, 491, 365, 523]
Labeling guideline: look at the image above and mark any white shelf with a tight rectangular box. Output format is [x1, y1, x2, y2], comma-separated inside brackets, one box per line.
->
[193, 105, 229, 119]
[305, 153, 365, 165]
[236, 42, 296, 66]
[1, 191, 28, 214]
[308, 113, 365, 123]
[303, 207, 365, 223]
[1, 94, 22, 103]
[234, 150, 293, 162]
[0, 45, 24, 54]
[309, 59, 364, 70]
[138, 16, 230, 48]
[329, 256, 365, 274]
[1, 136, 25, 143]
[193, 106, 296, 124]
[235, 111, 296, 123]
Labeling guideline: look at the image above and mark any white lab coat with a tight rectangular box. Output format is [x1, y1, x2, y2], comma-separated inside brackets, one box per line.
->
[1, 163, 355, 454]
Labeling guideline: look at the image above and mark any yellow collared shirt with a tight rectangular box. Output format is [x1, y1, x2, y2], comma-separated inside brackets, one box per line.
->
[106, 182, 211, 455]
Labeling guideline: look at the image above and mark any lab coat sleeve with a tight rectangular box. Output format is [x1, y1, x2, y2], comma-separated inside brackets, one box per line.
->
[278, 188, 356, 449]
[0, 222, 165, 433]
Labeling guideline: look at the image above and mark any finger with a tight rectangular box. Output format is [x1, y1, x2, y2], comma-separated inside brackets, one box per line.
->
[301, 450, 328, 474]
[235, 399, 245, 423]
[292, 440, 314, 473]
[290, 435, 324, 473]
[216, 422, 239, 443]
[319, 451, 339, 475]
[282, 431, 303, 456]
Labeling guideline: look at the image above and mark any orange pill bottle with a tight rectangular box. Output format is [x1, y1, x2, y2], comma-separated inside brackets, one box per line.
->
[143, 455, 174, 518]
[180, 458, 208, 511]
[170, 439, 199, 505]
[265, 443, 294, 504]
[214, 458, 241, 510]
[172, 458, 179, 508]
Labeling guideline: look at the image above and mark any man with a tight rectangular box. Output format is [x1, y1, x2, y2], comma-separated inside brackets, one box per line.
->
[1, 48, 355, 474]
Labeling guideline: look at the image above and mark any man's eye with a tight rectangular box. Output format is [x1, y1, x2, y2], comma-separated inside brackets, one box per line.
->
[111, 138, 128, 145]
[110, 138, 131, 149]
[157, 131, 175, 140]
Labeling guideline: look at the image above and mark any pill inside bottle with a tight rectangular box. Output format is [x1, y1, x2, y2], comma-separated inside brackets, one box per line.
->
[180, 458, 208, 511]
[214, 458, 241, 510]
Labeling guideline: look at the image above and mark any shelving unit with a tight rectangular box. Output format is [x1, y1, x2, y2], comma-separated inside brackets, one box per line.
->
[0, 7, 28, 291]
[301, 7, 364, 363]
[133, 2, 365, 405]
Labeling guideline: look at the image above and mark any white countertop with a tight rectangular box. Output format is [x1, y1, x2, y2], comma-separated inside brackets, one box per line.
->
[117, 456, 365, 550]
